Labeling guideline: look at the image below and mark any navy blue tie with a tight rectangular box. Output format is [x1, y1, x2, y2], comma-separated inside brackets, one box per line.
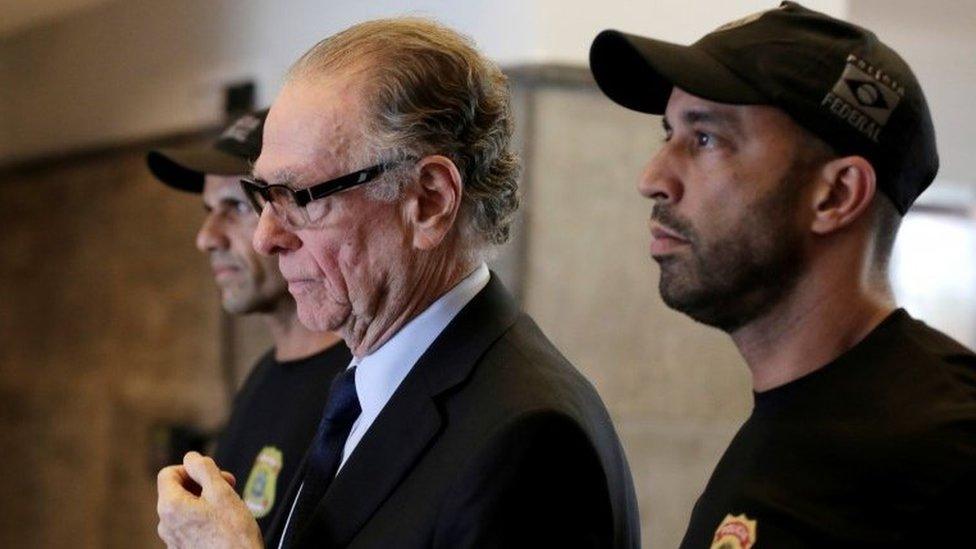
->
[282, 366, 360, 547]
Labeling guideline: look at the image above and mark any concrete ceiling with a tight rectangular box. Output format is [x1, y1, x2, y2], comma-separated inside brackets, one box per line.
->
[0, 0, 116, 37]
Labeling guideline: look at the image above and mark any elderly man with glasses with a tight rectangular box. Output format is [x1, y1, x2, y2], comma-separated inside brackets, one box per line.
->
[156, 17, 640, 549]
[147, 110, 350, 536]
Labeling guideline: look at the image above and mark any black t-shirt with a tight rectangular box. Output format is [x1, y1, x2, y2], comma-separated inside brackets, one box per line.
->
[213, 342, 350, 534]
[680, 309, 976, 548]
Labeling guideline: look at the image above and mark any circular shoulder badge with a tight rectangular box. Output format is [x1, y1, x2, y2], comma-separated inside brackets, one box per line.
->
[711, 513, 757, 549]
[243, 446, 284, 518]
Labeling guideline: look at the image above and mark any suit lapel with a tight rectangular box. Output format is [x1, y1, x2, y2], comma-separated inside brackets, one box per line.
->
[292, 274, 520, 547]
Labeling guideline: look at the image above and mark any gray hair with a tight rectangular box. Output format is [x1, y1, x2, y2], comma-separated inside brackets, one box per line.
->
[288, 18, 521, 253]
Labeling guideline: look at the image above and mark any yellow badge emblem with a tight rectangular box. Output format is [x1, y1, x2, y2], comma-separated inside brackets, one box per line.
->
[711, 513, 758, 549]
[243, 446, 283, 518]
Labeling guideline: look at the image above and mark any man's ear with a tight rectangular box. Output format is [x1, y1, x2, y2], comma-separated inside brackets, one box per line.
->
[404, 155, 463, 250]
[808, 155, 877, 235]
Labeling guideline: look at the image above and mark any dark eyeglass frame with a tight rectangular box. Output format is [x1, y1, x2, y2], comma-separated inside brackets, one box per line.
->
[239, 162, 396, 225]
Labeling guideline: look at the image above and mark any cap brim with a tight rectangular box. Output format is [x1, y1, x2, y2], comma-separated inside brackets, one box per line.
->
[146, 147, 252, 194]
[589, 30, 767, 114]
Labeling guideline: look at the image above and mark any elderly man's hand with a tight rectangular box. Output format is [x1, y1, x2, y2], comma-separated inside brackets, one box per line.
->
[156, 451, 263, 549]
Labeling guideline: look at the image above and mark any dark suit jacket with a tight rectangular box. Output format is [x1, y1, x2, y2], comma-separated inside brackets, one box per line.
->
[266, 275, 640, 548]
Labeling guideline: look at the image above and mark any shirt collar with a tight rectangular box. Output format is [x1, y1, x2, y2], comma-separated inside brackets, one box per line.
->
[350, 263, 490, 420]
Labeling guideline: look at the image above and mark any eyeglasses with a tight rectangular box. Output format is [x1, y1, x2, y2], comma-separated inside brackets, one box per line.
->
[240, 162, 399, 229]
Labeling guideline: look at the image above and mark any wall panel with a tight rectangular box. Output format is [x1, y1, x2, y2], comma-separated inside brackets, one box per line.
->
[0, 143, 227, 548]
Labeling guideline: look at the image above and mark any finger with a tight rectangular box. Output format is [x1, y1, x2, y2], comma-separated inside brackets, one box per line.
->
[183, 452, 228, 500]
[160, 463, 203, 498]
[157, 465, 193, 504]
[221, 470, 237, 488]
[157, 465, 202, 528]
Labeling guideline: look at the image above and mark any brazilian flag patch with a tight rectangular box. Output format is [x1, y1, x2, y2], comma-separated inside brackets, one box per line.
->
[243, 446, 283, 518]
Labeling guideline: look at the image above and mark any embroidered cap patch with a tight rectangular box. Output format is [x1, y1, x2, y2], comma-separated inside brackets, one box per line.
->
[821, 54, 905, 143]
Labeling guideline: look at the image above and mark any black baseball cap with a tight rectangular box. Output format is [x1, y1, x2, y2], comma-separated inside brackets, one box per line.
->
[589, 1, 938, 214]
[147, 109, 268, 194]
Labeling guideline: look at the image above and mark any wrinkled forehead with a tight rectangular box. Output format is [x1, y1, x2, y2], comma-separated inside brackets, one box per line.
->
[254, 75, 369, 188]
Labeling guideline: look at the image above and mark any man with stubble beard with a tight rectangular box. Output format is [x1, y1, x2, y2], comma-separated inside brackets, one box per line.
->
[147, 110, 350, 534]
[591, 2, 976, 547]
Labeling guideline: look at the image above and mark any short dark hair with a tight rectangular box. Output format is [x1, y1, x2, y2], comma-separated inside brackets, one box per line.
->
[795, 129, 902, 277]
[869, 193, 903, 278]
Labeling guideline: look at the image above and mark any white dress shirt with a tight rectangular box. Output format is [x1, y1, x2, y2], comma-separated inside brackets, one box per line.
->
[340, 262, 490, 469]
[277, 263, 490, 548]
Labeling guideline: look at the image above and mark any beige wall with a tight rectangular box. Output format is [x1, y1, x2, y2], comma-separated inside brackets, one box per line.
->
[0, 0, 845, 167]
